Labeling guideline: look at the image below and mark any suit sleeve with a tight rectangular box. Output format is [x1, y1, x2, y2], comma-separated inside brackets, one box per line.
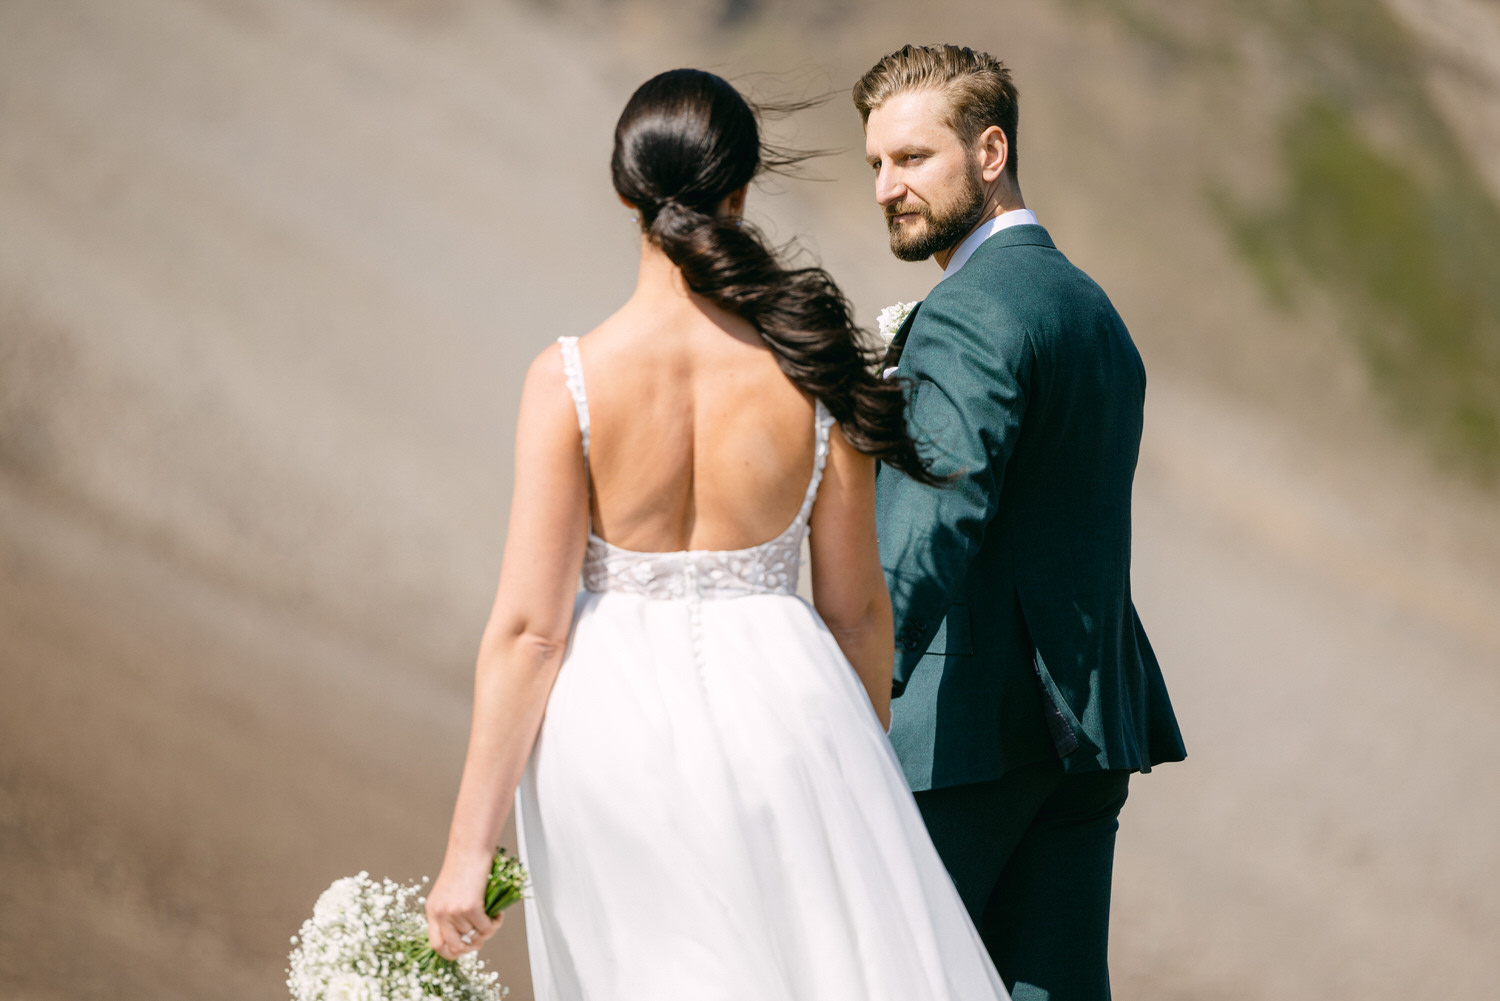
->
[876, 291, 1032, 696]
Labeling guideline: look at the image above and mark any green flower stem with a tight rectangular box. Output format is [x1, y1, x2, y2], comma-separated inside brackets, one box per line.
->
[482, 848, 529, 918]
[413, 847, 529, 973]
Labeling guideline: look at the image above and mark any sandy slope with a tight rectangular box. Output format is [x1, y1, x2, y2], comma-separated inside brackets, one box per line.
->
[0, 475, 515, 998]
[2, 1, 1498, 999]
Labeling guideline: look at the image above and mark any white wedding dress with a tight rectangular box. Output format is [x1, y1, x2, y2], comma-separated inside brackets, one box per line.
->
[515, 336, 1010, 1001]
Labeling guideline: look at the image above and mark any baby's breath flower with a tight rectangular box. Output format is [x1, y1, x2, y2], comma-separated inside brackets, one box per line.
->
[287, 851, 526, 1000]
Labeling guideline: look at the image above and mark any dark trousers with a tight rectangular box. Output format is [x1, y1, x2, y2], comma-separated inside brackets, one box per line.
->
[913, 762, 1129, 1001]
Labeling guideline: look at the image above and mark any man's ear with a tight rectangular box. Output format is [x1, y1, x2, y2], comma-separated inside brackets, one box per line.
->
[976, 125, 1008, 183]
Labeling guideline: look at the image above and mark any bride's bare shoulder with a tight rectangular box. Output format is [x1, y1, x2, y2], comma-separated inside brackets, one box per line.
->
[519, 317, 631, 409]
[522, 338, 568, 387]
[513, 340, 581, 435]
[522, 318, 618, 375]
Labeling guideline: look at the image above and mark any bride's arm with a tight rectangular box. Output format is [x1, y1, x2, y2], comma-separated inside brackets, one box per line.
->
[425, 344, 589, 960]
[808, 423, 895, 730]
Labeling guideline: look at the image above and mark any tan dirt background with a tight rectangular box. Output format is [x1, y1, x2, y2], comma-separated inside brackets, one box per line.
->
[2, 1, 1499, 999]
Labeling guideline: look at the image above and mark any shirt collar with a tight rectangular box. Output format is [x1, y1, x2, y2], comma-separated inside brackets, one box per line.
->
[940, 208, 1038, 281]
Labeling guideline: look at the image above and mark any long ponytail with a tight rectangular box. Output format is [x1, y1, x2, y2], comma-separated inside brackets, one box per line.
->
[612, 69, 943, 486]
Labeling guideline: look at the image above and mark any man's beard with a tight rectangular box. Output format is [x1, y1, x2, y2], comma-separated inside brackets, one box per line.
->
[885, 167, 986, 263]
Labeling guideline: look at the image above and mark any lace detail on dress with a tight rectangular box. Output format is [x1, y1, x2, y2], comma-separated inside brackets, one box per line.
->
[581, 520, 807, 599]
[557, 337, 590, 461]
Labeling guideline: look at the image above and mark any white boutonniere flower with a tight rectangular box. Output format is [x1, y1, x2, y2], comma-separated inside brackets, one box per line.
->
[876, 300, 918, 347]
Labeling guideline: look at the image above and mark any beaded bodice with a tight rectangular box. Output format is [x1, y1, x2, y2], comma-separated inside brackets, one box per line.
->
[558, 336, 832, 600]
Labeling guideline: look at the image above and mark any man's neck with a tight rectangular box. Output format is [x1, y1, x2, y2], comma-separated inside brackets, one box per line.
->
[933, 192, 1028, 271]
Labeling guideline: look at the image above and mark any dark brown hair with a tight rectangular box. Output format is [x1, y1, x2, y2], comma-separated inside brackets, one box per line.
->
[853, 44, 1020, 179]
[612, 68, 942, 484]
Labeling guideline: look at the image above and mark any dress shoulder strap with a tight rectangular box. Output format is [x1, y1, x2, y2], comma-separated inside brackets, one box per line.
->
[793, 399, 835, 526]
[557, 336, 590, 462]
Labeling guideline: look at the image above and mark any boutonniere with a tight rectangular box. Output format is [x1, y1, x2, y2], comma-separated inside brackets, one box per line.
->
[876, 300, 919, 347]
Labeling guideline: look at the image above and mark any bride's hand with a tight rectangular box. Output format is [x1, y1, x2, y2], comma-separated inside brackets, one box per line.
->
[425, 852, 502, 960]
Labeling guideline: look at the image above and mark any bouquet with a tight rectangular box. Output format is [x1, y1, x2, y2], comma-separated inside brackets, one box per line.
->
[287, 848, 528, 1001]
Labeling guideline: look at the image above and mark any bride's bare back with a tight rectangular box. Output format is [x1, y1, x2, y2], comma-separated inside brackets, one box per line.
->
[575, 276, 817, 553]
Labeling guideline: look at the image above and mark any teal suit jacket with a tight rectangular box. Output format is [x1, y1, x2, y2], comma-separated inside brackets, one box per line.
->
[877, 225, 1186, 791]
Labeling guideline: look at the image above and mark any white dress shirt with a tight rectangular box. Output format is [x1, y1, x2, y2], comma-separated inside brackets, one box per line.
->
[940, 208, 1039, 281]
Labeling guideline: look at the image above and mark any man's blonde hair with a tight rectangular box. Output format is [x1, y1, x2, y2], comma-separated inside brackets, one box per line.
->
[853, 44, 1020, 178]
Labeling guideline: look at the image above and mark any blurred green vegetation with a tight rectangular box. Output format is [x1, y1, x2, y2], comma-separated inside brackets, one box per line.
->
[1091, 0, 1500, 479]
[1230, 98, 1500, 477]
[1234, 0, 1500, 479]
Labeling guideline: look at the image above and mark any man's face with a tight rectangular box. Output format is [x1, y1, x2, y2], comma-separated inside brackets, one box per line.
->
[864, 89, 986, 262]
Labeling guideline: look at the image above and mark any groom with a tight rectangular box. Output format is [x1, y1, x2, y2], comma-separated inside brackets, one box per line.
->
[856, 45, 1186, 1000]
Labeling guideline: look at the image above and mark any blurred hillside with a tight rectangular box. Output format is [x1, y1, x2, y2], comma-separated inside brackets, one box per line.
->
[2, 1, 1498, 999]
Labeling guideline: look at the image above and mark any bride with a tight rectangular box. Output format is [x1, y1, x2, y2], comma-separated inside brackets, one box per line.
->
[424, 68, 1010, 1000]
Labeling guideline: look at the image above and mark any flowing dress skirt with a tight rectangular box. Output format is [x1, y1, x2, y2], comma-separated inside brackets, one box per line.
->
[516, 589, 1010, 1001]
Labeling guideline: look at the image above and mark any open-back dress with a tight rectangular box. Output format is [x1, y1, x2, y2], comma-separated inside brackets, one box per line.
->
[514, 335, 1010, 1001]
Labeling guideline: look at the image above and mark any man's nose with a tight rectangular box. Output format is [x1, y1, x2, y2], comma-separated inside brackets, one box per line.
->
[874, 166, 906, 207]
